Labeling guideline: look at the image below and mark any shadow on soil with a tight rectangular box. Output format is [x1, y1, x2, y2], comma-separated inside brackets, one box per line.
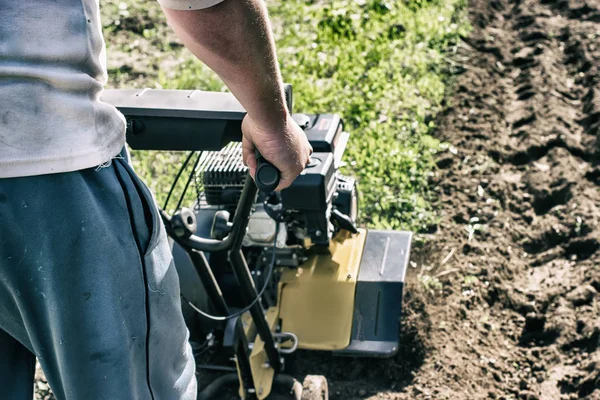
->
[286, 286, 431, 399]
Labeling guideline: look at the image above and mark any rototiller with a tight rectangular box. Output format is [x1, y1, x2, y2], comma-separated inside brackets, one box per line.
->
[102, 86, 412, 400]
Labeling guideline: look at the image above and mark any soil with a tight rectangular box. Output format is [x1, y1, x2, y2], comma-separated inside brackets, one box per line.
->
[288, 0, 600, 399]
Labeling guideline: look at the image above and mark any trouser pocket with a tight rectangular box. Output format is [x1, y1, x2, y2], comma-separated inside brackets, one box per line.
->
[112, 158, 161, 256]
[112, 157, 198, 399]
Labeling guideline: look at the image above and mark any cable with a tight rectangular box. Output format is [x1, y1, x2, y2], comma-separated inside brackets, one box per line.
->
[163, 151, 195, 210]
[191, 341, 212, 358]
[196, 365, 237, 372]
[184, 223, 280, 322]
[175, 151, 202, 212]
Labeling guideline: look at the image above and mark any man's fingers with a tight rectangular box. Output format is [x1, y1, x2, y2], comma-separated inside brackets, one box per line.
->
[275, 161, 305, 191]
[241, 113, 312, 191]
[242, 135, 257, 178]
[275, 177, 294, 192]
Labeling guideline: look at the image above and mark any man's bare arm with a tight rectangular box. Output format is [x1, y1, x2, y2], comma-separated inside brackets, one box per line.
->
[160, 1, 311, 190]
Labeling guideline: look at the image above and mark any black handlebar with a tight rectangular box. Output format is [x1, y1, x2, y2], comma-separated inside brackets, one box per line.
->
[162, 176, 259, 253]
[254, 149, 281, 193]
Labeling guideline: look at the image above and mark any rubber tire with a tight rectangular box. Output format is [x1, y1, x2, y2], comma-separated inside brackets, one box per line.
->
[301, 375, 328, 400]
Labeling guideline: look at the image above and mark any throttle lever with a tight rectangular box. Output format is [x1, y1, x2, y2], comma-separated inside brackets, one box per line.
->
[254, 149, 281, 193]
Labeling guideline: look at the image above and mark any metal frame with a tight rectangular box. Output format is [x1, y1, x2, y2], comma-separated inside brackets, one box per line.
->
[162, 176, 281, 398]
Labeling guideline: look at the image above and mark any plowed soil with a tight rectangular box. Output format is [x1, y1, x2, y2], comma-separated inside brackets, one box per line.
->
[289, 0, 600, 399]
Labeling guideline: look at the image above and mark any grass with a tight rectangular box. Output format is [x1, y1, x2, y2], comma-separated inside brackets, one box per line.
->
[101, 0, 469, 231]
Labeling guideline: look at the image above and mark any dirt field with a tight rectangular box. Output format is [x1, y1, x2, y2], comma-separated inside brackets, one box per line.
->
[288, 0, 600, 399]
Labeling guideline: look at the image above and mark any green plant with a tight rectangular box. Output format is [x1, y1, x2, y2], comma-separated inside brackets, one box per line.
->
[101, 0, 470, 230]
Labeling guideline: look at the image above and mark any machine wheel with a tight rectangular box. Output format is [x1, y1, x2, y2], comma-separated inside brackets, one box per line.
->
[268, 378, 303, 400]
[301, 375, 328, 400]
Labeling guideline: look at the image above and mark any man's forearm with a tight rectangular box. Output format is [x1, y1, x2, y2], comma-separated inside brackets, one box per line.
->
[161, 1, 288, 130]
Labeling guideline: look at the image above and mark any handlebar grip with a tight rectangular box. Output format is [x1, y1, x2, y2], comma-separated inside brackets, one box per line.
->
[255, 149, 281, 192]
[253, 83, 290, 192]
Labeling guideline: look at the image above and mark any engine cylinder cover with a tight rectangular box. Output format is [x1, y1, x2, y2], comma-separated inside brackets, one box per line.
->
[243, 206, 287, 248]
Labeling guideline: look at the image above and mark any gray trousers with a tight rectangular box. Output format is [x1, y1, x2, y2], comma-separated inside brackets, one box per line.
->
[0, 154, 197, 399]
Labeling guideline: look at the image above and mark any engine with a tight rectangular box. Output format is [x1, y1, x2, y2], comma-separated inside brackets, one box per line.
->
[200, 113, 358, 256]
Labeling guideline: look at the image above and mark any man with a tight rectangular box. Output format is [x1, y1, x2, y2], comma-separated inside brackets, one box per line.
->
[0, 0, 311, 399]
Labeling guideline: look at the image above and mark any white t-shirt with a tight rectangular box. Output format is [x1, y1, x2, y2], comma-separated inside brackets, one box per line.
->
[0, 0, 223, 178]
